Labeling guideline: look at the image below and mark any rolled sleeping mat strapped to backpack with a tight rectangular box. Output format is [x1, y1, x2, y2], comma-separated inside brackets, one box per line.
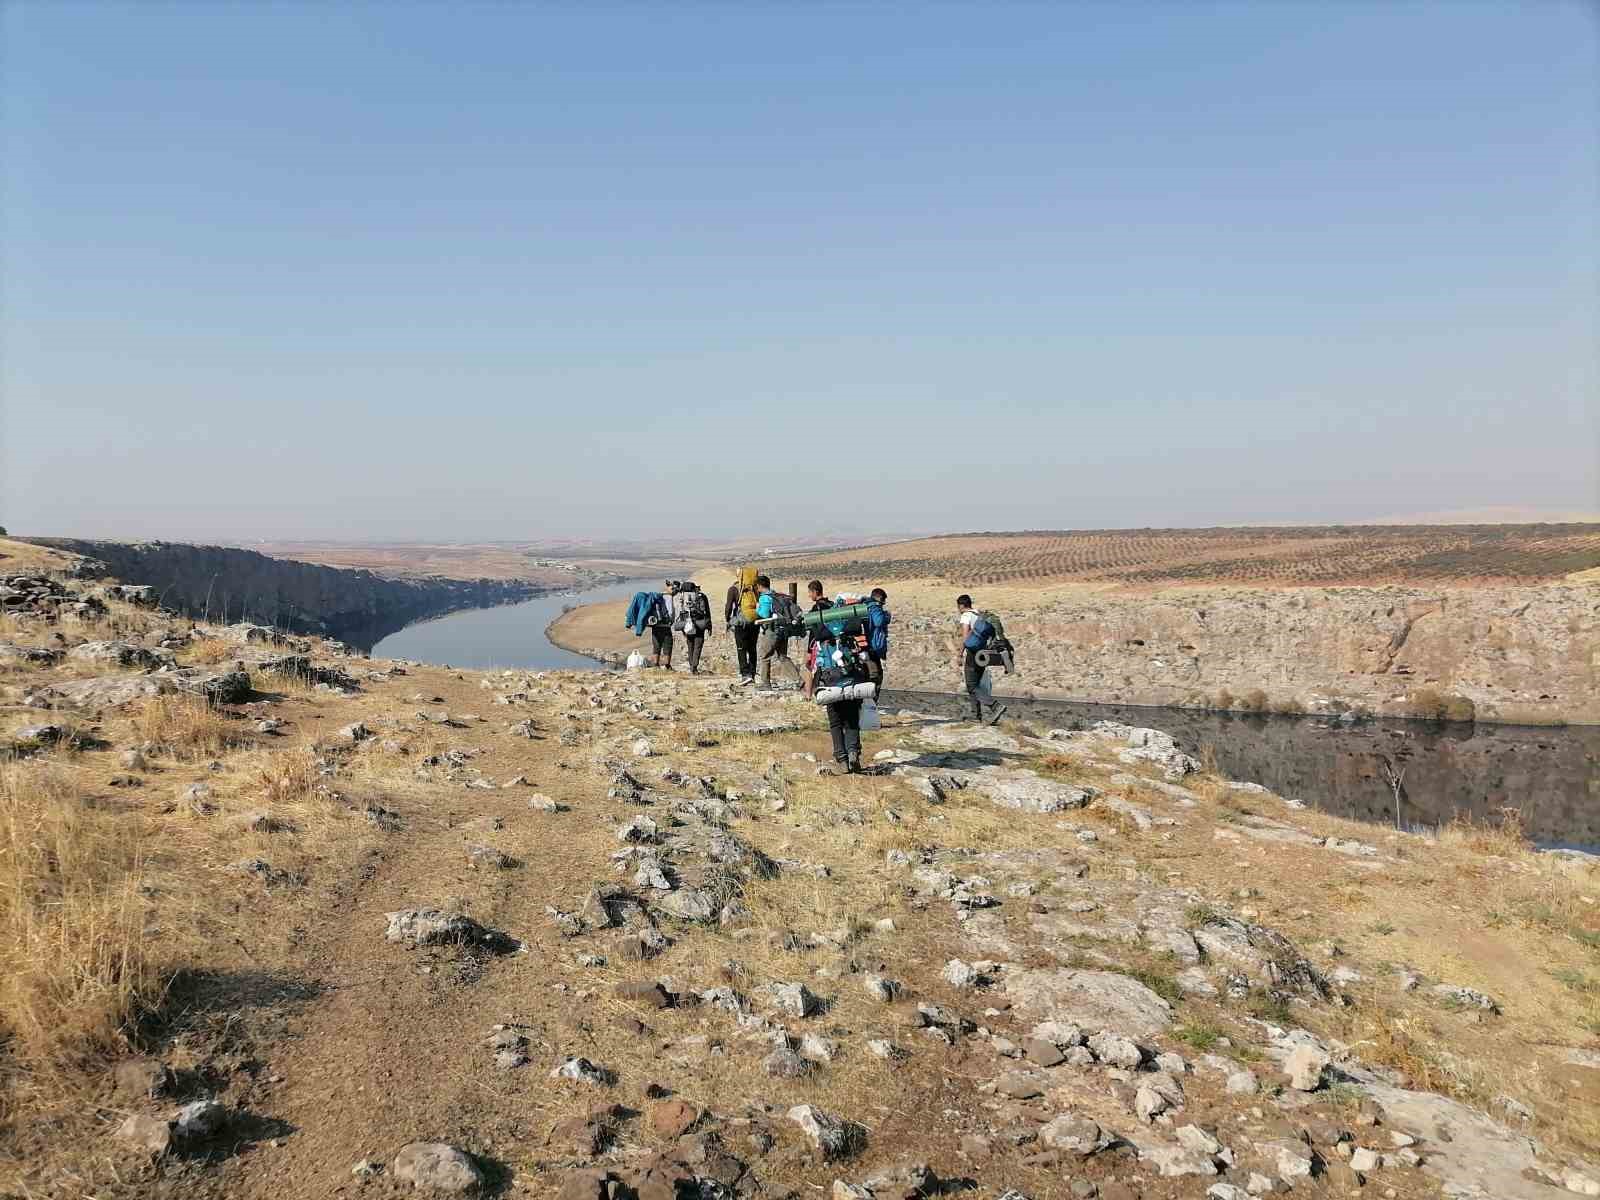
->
[814, 681, 878, 706]
[800, 602, 872, 635]
[975, 646, 1015, 673]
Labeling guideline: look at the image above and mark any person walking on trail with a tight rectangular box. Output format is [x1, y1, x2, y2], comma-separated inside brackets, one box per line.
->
[955, 593, 1007, 724]
[801, 580, 832, 699]
[672, 580, 711, 675]
[863, 587, 891, 700]
[754, 575, 803, 690]
[813, 618, 869, 774]
[650, 582, 677, 670]
[725, 567, 761, 686]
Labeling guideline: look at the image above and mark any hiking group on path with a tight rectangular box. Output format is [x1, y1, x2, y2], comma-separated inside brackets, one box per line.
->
[625, 571, 1014, 773]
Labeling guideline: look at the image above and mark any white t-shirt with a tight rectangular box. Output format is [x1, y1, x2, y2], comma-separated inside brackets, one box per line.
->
[959, 611, 979, 630]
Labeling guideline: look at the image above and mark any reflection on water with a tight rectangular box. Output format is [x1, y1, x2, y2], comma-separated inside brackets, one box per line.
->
[883, 691, 1600, 852]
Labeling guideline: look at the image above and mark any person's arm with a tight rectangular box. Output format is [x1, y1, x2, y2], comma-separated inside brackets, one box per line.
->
[725, 586, 736, 627]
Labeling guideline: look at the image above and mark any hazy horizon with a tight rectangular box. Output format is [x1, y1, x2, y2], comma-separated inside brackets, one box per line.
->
[4, 3, 1597, 541]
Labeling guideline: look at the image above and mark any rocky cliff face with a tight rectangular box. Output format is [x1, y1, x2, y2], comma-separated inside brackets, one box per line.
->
[573, 584, 1600, 725]
[877, 585, 1600, 726]
[26, 539, 539, 650]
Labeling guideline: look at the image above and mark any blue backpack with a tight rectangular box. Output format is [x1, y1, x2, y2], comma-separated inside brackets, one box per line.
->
[964, 615, 995, 651]
[866, 602, 891, 658]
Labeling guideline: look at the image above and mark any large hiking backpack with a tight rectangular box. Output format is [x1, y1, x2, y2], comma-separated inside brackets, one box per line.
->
[735, 566, 760, 626]
[767, 592, 800, 626]
[687, 588, 712, 632]
[813, 636, 865, 689]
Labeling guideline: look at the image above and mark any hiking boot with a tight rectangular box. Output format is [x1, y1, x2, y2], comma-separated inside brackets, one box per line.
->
[738, 676, 754, 687]
[846, 753, 862, 774]
[984, 704, 1009, 726]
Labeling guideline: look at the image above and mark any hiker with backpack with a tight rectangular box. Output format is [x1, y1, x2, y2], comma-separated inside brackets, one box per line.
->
[810, 605, 875, 773]
[754, 575, 803, 690]
[801, 580, 832, 699]
[725, 566, 762, 686]
[672, 580, 713, 674]
[863, 587, 891, 699]
[956, 593, 1009, 725]
[651, 582, 678, 669]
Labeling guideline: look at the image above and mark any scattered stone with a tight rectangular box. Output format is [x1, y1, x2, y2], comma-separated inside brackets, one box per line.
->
[551, 1057, 610, 1086]
[1285, 1043, 1330, 1091]
[391, 1142, 484, 1192]
[648, 1099, 700, 1139]
[943, 958, 979, 989]
[1040, 1113, 1103, 1155]
[383, 908, 499, 948]
[172, 1099, 227, 1140]
[764, 1047, 810, 1078]
[1431, 983, 1500, 1013]
[115, 1113, 172, 1156]
[787, 1105, 863, 1160]
[466, 845, 514, 870]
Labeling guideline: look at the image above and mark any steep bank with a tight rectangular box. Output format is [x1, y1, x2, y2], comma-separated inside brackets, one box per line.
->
[24, 538, 540, 650]
[548, 580, 1600, 725]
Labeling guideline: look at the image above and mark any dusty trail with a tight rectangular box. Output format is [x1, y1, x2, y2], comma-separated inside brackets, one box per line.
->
[216, 695, 577, 1197]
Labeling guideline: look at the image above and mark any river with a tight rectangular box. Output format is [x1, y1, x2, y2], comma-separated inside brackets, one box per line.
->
[370, 593, 1600, 852]
[370, 577, 657, 671]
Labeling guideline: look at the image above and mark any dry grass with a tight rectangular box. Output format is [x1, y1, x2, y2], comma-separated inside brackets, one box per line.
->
[0, 763, 156, 1076]
[1439, 806, 1530, 856]
[131, 694, 241, 762]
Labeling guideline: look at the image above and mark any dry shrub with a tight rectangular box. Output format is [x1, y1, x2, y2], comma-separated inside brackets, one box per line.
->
[1406, 688, 1477, 723]
[0, 764, 156, 1074]
[182, 636, 235, 666]
[131, 694, 238, 761]
[258, 747, 320, 805]
[1441, 807, 1530, 856]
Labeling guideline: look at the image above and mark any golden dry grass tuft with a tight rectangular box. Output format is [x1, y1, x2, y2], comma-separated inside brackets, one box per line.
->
[0, 763, 157, 1075]
[131, 694, 241, 762]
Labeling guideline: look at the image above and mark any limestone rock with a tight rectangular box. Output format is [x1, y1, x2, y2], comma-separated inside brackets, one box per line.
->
[1004, 968, 1174, 1038]
[787, 1105, 863, 1160]
[392, 1142, 484, 1192]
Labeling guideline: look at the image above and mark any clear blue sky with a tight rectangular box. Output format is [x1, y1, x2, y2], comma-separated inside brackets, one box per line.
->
[4, 2, 1596, 540]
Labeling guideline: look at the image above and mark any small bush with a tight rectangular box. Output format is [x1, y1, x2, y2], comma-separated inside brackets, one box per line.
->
[1213, 689, 1234, 711]
[1237, 689, 1268, 713]
[1174, 1022, 1224, 1051]
[1406, 688, 1476, 723]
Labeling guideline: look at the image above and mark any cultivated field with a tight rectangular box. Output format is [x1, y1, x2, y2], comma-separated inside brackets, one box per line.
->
[752, 525, 1600, 589]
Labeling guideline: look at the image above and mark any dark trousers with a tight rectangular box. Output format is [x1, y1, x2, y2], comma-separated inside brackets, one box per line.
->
[827, 698, 863, 763]
[864, 652, 884, 699]
[651, 626, 673, 665]
[684, 633, 705, 673]
[732, 624, 759, 679]
[963, 648, 987, 719]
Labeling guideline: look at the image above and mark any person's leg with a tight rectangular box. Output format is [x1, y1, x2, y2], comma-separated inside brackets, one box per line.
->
[963, 649, 985, 720]
[756, 628, 776, 688]
[773, 636, 801, 686]
[826, 701, 847, 763]
[864, 653, 884, 700]
[840, 699, 863, 769]
[736, 627, 758, 681]
[686, 634, 703, 674]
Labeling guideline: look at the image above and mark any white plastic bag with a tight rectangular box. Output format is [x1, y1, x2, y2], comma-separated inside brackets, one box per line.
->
[625, 651, 647, 672]
[860, 699, 882, 730]
[976, 669, 994, 700]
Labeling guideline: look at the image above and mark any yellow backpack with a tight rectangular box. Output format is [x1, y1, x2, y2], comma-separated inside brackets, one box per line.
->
[736, 565, 760, 625]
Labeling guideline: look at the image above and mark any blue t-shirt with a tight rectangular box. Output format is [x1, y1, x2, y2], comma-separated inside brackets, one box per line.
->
[756, 592, 774, 619]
